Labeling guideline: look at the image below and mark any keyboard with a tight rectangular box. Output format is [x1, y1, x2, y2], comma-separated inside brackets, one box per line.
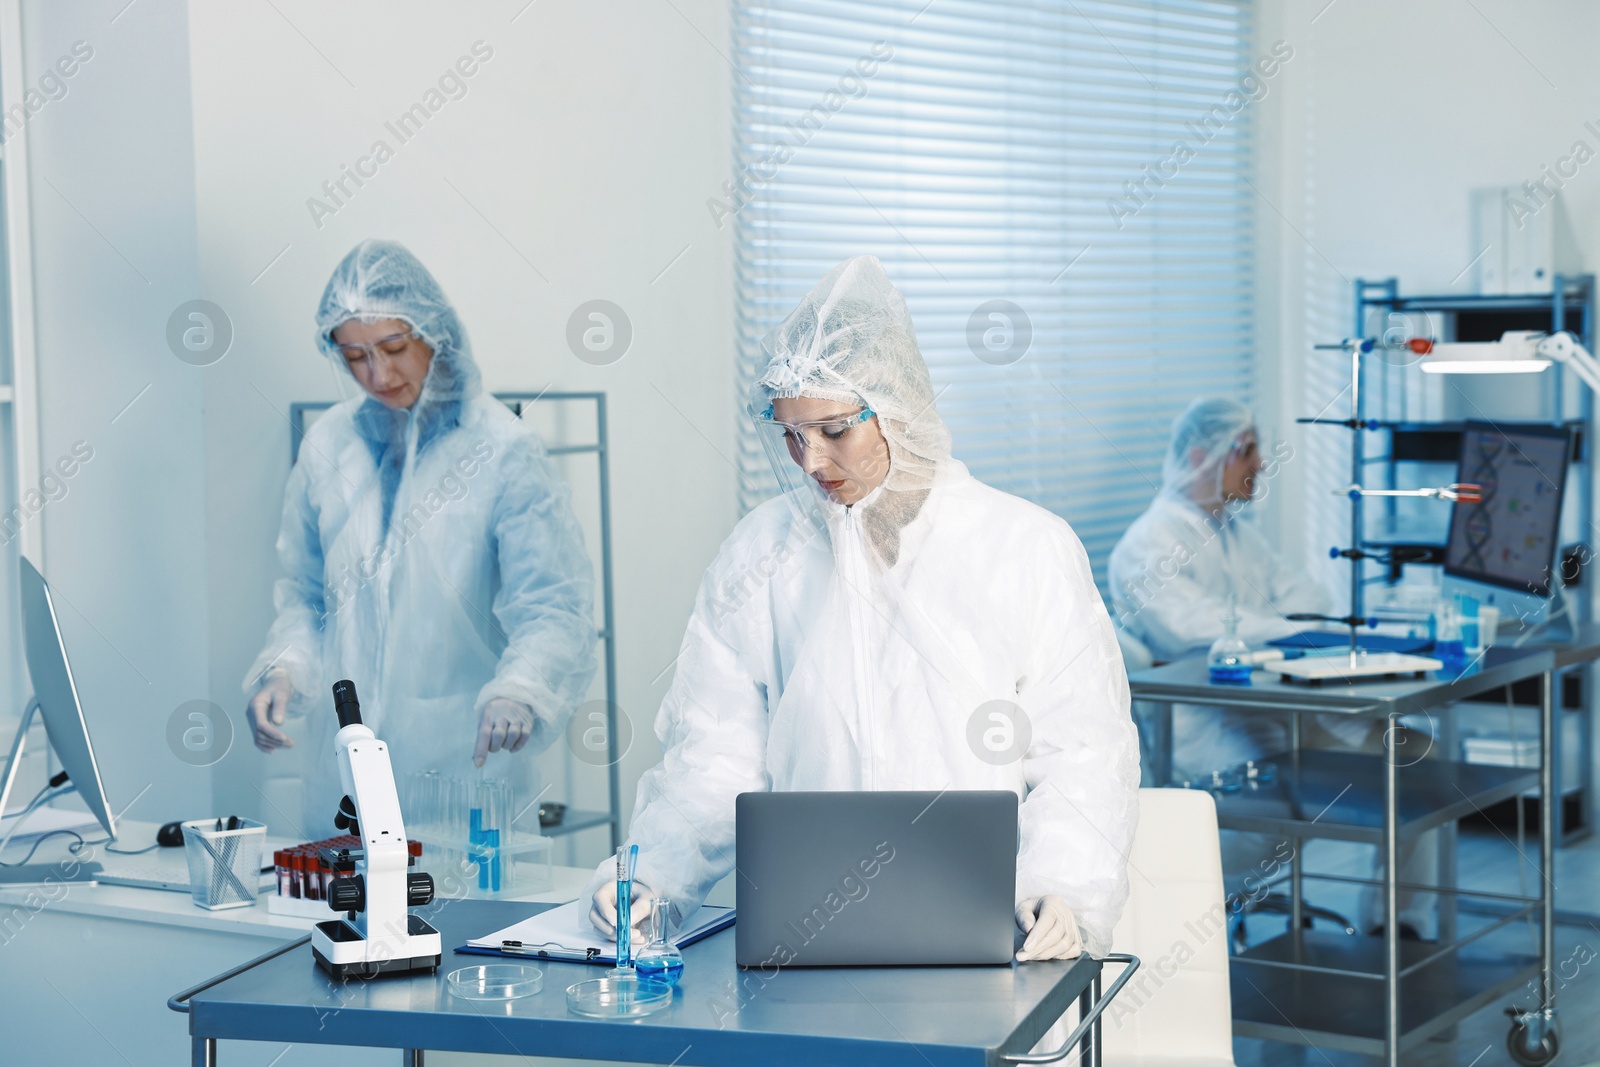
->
[96, 847, 274, 893]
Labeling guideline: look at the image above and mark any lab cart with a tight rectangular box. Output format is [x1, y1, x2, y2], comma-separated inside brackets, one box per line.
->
[1130, 645, 1563, 1067]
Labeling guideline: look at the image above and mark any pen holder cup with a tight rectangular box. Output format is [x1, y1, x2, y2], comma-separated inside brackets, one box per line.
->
[181, 819, 266, 910]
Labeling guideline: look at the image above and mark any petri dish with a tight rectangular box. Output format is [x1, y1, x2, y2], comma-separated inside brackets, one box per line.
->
[447, 964, 544, 1001]
[566, 974, 674, 1018]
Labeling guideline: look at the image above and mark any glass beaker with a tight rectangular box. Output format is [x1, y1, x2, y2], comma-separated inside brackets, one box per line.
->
[1208, 605, 1252, 685]
[634, 899, 685, 987]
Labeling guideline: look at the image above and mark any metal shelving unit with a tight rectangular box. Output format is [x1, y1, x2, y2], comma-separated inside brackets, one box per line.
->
[1354, 275, 1593, 590]
[290, 391, 621, 853]
[1354, 276, 1595, 846]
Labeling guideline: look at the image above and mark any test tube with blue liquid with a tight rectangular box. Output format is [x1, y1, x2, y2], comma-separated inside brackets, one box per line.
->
[467, 776, 509, 894]
[469, 806, 484, 889]
[612, 844, 638, 975]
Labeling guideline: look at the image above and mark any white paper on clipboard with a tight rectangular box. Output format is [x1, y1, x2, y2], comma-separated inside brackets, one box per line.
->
[467, 899, 734, 956]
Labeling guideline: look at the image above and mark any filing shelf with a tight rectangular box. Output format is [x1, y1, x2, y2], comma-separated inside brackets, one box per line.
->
[1210, 749, 1538, 845]
[1231, 929, 1537, 1056]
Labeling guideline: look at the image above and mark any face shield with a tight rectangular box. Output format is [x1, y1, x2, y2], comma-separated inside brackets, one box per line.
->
[748, 255, 963, 566]
[751, 400, 888, 508]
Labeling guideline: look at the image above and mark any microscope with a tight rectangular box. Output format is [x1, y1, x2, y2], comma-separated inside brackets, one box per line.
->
[310, 680, 442, 980]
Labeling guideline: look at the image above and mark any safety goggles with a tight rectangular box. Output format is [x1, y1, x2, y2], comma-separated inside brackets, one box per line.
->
[754, 406, 877, 459]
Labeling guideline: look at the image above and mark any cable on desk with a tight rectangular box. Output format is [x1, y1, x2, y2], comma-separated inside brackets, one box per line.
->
[0, 780, 76, 861]
[0, 829, 88, 866]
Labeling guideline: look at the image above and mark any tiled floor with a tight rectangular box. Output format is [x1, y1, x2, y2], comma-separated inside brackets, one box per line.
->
[1232, 823, 1600, 1066]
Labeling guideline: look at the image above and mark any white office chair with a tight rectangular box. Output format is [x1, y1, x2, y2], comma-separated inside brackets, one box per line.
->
[1115, 627, 1176, 791]
[1102, 788, 1237, 1067]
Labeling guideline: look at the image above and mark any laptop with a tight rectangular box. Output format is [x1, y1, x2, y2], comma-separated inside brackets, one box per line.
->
[735, 790, 1017, 967]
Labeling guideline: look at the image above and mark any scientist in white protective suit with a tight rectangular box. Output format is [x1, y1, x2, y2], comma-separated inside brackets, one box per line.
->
[242, 239, 597, 834]
[586, 255, 1140, 962]
[1109, 397, 1357, 772]
[1110, 398, 1436, 938]
[1110, 397, 1323, 664]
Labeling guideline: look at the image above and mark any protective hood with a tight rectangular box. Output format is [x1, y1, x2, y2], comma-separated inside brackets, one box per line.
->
[1161, 396, 1256, 505]
[316, 239, 483, 531]
[750, 255, 966, 566]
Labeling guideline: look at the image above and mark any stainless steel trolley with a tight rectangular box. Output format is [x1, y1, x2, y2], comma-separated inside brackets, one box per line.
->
[1131, 646, 1563, 1067]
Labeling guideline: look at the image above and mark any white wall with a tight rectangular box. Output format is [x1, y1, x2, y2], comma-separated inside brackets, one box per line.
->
[1286, 0, 1600, 292]
[1254, 0, 1600, 808]
[1258, 0, 1600, 601]
[17, 0, 210, 825]
[27, 0, 1595, 850]
[187, 0, 734, 860]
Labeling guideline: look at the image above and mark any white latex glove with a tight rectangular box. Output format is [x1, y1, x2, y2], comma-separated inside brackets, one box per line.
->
[246, 669, 295, 753]
[473, 699, 535, 767]
[588, 878, 656, 940]
[1014, 895, 1085, 962]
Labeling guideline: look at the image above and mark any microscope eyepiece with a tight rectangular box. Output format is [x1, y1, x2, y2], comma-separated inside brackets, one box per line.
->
[332, 680, 363, 728]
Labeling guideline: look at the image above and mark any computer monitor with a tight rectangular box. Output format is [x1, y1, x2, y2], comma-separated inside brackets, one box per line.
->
[0, 557, 116, 841]
[1444, 421, 1572, 598]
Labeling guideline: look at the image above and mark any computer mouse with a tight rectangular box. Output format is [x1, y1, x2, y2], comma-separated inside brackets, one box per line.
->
[156, 821, 186, 847]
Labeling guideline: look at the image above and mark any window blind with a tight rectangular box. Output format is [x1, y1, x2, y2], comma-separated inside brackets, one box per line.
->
[731, 0, 1258, 584]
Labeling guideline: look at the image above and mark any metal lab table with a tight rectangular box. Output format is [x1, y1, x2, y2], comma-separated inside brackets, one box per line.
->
[1129, 646, 1560, 1067]
[1503, 621, 1600, 845]
[170, 899, 1136, 1067]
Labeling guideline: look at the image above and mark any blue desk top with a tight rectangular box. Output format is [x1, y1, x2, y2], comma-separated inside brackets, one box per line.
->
[1129, 644, 1556, 715]
[184, 899, 1098, 1066]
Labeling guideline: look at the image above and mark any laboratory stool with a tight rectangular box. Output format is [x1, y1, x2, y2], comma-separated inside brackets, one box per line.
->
[1102, 787, 1237, 1067]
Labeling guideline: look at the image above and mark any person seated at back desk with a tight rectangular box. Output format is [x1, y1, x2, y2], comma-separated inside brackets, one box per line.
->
[1110, 397, 1436, 938]
[1110, 397, 1358, 759]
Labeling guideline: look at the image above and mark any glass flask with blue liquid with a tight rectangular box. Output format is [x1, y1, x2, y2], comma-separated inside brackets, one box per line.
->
[1207, 604, 1252, 685]
[634, 898, 684, 987]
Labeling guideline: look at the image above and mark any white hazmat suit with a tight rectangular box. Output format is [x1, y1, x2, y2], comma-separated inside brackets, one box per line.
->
[1110, 397, 1364, 770]
[590, 256, 1140, 954]
[245, 240, 597, 833]
[1111, 397, 1330, 660]
[1110, 398, 1434, 933]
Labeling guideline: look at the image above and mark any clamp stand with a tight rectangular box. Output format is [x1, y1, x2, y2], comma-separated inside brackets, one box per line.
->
[1282, 339, 1452, 684]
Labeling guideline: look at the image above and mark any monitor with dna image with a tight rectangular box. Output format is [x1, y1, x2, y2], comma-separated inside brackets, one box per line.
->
[1444, 421, 1573, 598]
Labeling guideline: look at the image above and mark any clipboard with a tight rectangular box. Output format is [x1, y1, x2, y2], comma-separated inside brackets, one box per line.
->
[456, 899, 736, 966]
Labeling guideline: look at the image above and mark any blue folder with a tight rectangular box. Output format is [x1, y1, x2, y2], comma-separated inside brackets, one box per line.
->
[1267, 629, 1434, 655]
